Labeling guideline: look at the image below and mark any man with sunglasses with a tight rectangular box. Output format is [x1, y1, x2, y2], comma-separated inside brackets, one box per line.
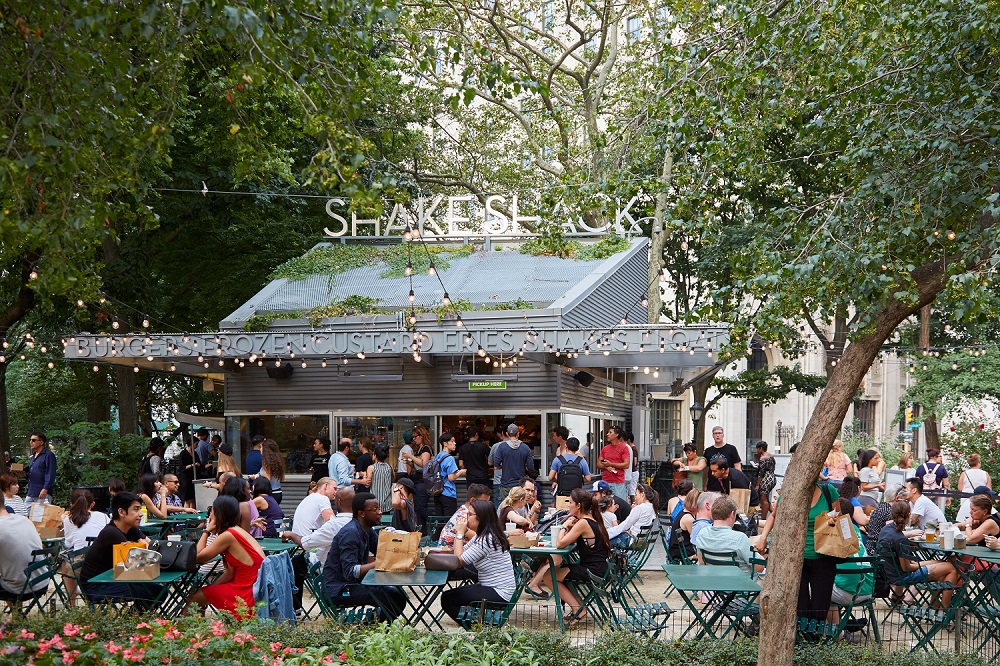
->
[26, 432, 56, 505]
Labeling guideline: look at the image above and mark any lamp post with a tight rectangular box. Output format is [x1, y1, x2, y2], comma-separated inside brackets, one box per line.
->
[689, 401, 704, 449]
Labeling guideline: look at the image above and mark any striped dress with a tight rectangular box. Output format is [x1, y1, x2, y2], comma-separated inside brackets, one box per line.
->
[371, 462, 395, 512]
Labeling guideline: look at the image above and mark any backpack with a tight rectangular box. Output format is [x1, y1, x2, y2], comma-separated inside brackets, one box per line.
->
[138, 454, 154, 480]
[424, 452, 445, 496]
[922, 463, 941, 489]
[556, 455, 584, 494]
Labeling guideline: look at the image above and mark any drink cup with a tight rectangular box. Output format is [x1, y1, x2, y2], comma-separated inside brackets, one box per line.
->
[506, 522, 516, 533]
[943, 530, 955, 549]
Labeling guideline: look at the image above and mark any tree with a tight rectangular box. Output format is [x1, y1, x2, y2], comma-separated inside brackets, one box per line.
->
[1, 0, 417, 452]
[664, 0, 998, 662]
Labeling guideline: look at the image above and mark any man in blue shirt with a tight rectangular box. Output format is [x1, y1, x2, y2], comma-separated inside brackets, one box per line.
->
[328, 438, 354, 488]
[195, 428, 214, 479]
[548, 436, 592, 496]
[433, 433, 466, 517]
[26, 432, 56, 504]
[323, 493, 406, 621]
[245, 435, 263, 477]
[494, 423, 535, 503]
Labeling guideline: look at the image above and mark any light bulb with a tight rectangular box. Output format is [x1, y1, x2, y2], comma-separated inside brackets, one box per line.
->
[93, 365, 99, 372]
[169, 364, 176, 372]
[443, 293, 450, 306]
[408, 290, 415, 303]
[29, 270, 38, 280]
[428, 263, 436, 276]
[76, 299, 85, 307]
[47, 361, 54, 369]
[456, 316, 463, 328]
[321, 359, 327, 368]
[275, 359, 282, 367]
[403, 226, 412, 241]
[133, 364, 139, 373]
[142, 315, 150, 328]
[404, 262, 412, 276]
[301, 360, 308, 368]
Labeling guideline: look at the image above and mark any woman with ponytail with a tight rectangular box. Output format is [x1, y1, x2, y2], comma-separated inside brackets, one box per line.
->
[877, 500, 958, 601]
[525, 488, 609, 625]
[62, 488, 110, 602]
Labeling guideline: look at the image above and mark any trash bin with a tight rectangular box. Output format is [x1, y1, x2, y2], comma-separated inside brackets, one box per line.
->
[74, 485, 110, 514]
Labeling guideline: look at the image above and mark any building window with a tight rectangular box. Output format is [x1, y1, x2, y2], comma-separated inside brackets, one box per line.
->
[854, 399, 877, 436]
[627, 16, 642, 41]
[543, 1, 555, 30]
[746, 343, 767, 449]
[226, 414, 330, 475]
[656, 5, 673, 28]
[651, 399, 682, 458]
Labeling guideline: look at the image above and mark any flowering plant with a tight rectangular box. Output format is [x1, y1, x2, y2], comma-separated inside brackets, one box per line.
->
[0, 618, 347, 666]
[940, 398, 1000, 483]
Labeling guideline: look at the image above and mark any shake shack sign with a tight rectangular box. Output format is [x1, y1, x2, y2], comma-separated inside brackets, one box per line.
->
[323, 194, 648, 238]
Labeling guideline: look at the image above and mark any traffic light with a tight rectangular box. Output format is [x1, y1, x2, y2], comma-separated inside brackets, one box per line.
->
[905, 407, 913, 427]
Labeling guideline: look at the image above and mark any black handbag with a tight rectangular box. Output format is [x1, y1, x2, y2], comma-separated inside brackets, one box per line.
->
[149, 539, 198, 572]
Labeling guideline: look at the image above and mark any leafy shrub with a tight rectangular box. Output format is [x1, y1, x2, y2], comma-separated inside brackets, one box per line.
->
[47, 422, 146, 506]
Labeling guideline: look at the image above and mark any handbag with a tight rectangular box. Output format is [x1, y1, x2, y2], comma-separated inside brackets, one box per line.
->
[148, 539, 199, 572]
[813, 484, 860, 558]
[424, 551, 462, 571]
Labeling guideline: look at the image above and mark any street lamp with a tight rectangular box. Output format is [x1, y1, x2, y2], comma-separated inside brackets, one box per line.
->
[689, 401, 704, 447]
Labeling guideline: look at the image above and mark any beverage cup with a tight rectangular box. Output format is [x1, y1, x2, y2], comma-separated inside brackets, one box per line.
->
[943, 530, 955, 549]
[506, 522, 516, 533]
[925, 529, 936, 543]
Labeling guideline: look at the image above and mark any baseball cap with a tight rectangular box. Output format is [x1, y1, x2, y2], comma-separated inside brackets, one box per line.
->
[973, 485, 997, 498]
[506, 423, 520, 436]
[595, 480, 612, 493]
[219, 442, 233, 456]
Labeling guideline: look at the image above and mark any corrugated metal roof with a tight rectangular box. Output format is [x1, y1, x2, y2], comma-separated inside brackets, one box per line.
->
[229, 241, 646, 320]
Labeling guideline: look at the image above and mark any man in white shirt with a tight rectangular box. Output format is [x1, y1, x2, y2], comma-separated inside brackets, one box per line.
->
[291, 478, 336, 536]
[282, 487, 354, 565]
[0, 510, 46, 606]
[906, 477, 946, 528]
[694, 495, 753, 575]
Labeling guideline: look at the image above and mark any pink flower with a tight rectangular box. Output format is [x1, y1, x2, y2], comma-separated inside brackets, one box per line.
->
[61, 649, 80, 664]
[980, 424, 986, 429]
[19, 630, 35, 640]
[83, 633, 97, 640]
[62, 624, 80, 638]
[122, 646, 146, 662]
[164, 628, 182, 641]
[210, 620, 227, 637]
[338, 651, 349, 662]
[270, 642, 283, 652]
[106, 641, 122, 655]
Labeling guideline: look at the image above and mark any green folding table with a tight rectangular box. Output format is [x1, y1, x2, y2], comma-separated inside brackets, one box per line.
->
[258, 538, 300, 555]
[919, 542, 1000, 652]
[510, 544, 576, 630]
[362, 568, 450, 629]
[662, 563, 761, 639]
[86, 568, 200, 618]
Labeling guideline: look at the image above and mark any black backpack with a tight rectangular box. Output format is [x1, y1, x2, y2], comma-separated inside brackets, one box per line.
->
[556, 455, 584, 494]
[423, 452, 445, 496]
[137, 454, 154, 480]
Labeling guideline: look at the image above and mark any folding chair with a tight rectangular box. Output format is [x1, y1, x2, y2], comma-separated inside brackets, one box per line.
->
[612, 524, 657, 604]
[456, 559, 530, 629]
[305, 560, 380, 624]
[60, 546, 90, 608]
[421, 516, 451, 547]
[829, 556, 881, 644]
[880, 541, 968, 653]
[0, 558, 58, 615]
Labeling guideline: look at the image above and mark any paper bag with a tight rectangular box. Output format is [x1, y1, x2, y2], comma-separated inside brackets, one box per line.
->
[729, 488, 751, 516]
[508, 532, 537, 548]
[9, 463, 23, 474]
[29, 503, 65, 538]
[555, 496, 571, 511]
[375, 531, 420, 572]
[113, 542, 146, 569]
[114, 562, 161, 580]
[813, 513, 860, 558]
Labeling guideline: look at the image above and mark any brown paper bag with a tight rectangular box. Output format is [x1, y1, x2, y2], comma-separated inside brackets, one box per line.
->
[813, 512, 860, 558]
[555, 496, 571, 511]
[375, 531, 420, 572]
[113, 542, 146, 569]
[29, 503, 65, 538]
[729, 488, 751, 516]
[114, 562, 161, 580]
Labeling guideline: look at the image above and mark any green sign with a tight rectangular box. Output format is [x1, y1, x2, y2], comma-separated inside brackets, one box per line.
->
[469, 380, 507, 390]
[623, 391, 631, 401]
[605, 387, 615, 398]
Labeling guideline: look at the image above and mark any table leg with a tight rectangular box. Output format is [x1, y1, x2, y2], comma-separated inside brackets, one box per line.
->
[546, 555, 566, 631]
[409, 585, 447, 630]
[673, 588, 720, 639]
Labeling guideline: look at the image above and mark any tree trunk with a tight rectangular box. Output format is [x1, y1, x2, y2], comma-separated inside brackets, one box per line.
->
[758, 263, 948, 666]
[924, 413, 941, 451]
[648, 149, 673, 324]
[915, 303, 931, 454]
[115, 365, 140, 436]
[0, 362, 8, 473]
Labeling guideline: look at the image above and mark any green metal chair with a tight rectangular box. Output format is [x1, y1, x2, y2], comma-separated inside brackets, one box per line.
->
[305, 560, 380, 624]
[696, 548, 760, 638]
[612, 523, 658, 604]
[421, 515, 452, 547]
[455, 558, 530, 629]
[878, 540, 968, 653]
[0, 557, 58, 615]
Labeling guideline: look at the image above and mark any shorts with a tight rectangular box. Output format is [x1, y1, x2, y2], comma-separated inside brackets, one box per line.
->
[830, 584, 872, 606]
[897, 566, 930, 585]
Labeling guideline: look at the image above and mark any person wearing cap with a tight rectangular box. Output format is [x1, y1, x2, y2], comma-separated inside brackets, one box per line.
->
[956, 488, 1000, 546]
[215, 441, 241, 478]
[390, 478, 416, 532]
[492, 423, 535, 504]
[594, 480, 631, 524]
[956, 454, 993, 523]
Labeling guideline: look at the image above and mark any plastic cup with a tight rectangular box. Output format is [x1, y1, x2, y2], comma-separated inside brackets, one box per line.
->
[506, 522, 516, 533]
[943, 530, 955, 549]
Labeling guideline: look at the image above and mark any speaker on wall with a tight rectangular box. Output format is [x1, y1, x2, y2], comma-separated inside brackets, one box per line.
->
[573, 371, 595, 387]
[266, 363, 294, 380]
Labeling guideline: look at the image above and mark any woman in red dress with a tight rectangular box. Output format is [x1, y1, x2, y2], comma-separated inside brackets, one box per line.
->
[186, 495, 265, 618]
